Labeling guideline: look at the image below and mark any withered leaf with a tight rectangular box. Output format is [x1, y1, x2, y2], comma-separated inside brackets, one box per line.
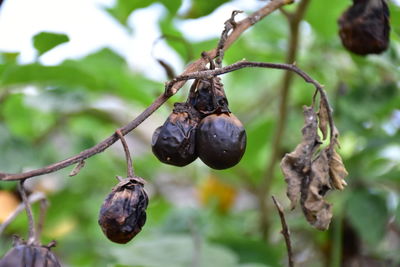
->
[329, 150, 348, 190]
[69, 160, 86, 177]
[280, 106, 321, 210]
[301, 149, 333, 230]
[318, 99, 330, 140]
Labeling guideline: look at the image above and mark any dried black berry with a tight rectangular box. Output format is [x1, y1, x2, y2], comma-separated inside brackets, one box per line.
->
[197, 113, 246, 170]
[0, 238, 60, 267]
[152, 102, 200, 166]
[191, 78, 229, 117]
[98, 177, 148, 244]
[338, 0, 390, 55]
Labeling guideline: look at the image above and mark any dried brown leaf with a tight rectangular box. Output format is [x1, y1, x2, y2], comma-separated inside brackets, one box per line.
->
[301, 150, 333, 230]
[281, 154, 303, 210]
[318, 100, 330, 140]
[280, 106, 321, 210]
[329, 150, 348, 190]
[69, 161, 85, 177]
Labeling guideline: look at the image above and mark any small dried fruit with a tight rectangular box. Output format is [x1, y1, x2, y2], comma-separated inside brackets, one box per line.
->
[197, 113, 246, 170]
[191, 78, 229, 116]
[98, 177, 148, 244]
[152, 102, 200, 166]
[338, 0, 390, 55]
[0, 238, 60, 267]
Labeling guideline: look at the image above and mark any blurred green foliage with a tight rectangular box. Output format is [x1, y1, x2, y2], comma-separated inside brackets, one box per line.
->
[0, 0, 400, 266]
[33, 32, 69, 57]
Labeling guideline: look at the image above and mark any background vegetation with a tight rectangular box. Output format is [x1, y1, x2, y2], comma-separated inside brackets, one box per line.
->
[0, 0, 400, 266]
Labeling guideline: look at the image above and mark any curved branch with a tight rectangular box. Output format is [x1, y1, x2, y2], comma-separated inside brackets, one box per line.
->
[0, 0, 293, 182]
[0, 60, 332, 182]
[0, 94, 169, 181]
[19, 181, 38, 245]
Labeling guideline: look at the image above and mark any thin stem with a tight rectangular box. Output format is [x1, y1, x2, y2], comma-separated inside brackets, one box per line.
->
[37, 198, 48, 239]
[272, 196, 294, 267]
[168, 61, 325, 96]
[215, 10, 243, 68]
[18, 180, 37, 245]
[115, 129, 134, 178]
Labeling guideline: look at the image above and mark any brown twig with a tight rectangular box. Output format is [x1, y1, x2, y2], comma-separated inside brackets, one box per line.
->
[0, 94, 169, 181]
[215, 10, 243, 68]
[18, 181, 38, 245]
[115, 129, 135, 178]
[272, 196, 294, 267]
[0, 0, 293, 182]
[167, 61, 327, 100]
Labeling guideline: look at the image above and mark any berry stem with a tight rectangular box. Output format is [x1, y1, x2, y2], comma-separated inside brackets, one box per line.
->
[115, 130, 135, 178]
[18, 180, 38, 245]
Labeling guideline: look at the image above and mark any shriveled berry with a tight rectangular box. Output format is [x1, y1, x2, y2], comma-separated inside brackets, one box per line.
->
[197, 113, 246, 170]
[98, 177, 148, 244]
[191, 78, 229, 116]
[152, 102, 200, 166]
[338, 0, 390, 55]
[0, 239, 60, 267]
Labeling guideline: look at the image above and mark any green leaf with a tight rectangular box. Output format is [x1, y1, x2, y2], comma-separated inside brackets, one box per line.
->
[2, 94, 56, 140]
[109, 234, 238, 267]
[0, 48, 160, 105]
[211, 236, 281, 267]
[0, 52, 19, 64]
[239, 116, 273, 180]
[396, 203, 400, 228]
[69, 48, 159, 105]
[183, 0, 231, 18]
[159, 15, 193, 62]
[305, 0, 348, 38]
[159, 0, 182, 14]
[0, 125, 37, 173]
[388, 3, 400, 36]
[33, 32, 69, 56]
[346, 190, 388, 245]
[105, 0, 156, 27]
[0, 63, 99, 89]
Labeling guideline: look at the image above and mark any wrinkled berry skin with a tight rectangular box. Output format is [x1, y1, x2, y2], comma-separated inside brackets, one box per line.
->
[98, 177, 148, 244]
[197, 113, 246, 170]
[338, 0, 390, 55]
[0, 241, 60, 267]
[191, 78, 229, 117]
[152, 102, 200, 166]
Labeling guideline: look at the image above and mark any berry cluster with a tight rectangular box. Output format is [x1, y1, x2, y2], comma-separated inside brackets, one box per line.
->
[152, 77, 247, 170]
